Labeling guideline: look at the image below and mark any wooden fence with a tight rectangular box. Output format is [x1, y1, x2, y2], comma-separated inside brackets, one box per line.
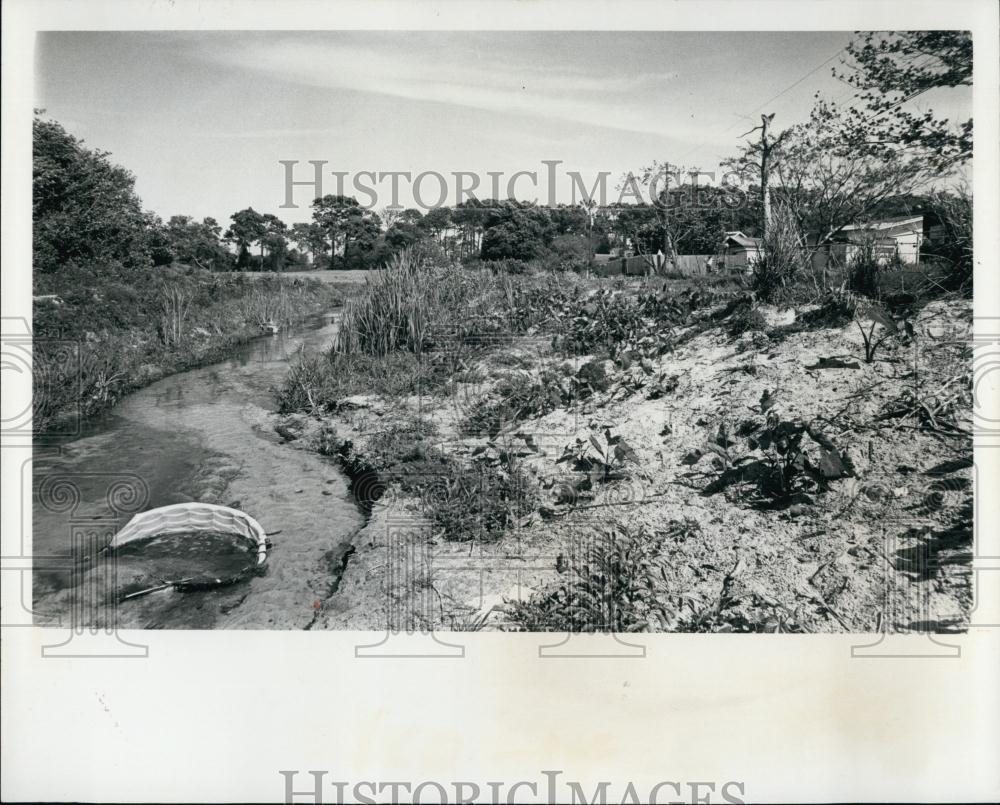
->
[588, 253, 747, 278]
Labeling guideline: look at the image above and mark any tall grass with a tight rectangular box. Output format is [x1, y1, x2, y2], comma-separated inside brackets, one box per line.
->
[241, 286, 293, 327]
[158, 286, 192, 348]
[334, 249, 491, 357]
[847, 233, 884, 298]
[752, 202, 808, 303]
[335, 250, 438, 356]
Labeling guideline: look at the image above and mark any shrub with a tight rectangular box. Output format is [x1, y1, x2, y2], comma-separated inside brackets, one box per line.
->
[727, 304, 767, 337]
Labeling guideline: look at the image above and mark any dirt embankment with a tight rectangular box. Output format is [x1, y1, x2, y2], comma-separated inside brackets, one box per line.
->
[274, 295, 973, 633]
[34, 272, 349, 436]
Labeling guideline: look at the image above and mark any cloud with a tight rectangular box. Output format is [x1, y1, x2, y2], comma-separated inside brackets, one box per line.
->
[197, 37, 708, 141]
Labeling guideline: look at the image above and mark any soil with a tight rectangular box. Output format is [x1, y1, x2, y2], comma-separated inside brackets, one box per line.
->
[274, 296, 973, 633]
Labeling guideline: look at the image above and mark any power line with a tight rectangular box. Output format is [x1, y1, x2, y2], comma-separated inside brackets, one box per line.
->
[675, 47, 846, 164]
[725, 48, 846, 135]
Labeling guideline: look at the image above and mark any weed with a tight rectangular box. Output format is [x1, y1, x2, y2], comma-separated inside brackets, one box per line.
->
[854, 302, 904, 363]
[679, 592, 809, 633]
[727, 304, 767, 337]
[700, 412, 853, 505]
[461, 370, 568, 437]
[557, 426, 640, 486]
[751, 202, 807, 303]
[506, 525, 678, 632]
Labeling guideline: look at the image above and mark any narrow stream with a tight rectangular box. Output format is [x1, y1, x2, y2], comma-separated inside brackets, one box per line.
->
[32, 312, 364, 629]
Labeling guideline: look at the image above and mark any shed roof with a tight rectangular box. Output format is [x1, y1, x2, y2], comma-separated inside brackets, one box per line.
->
[723, 233, 763, 249]
[840, 215, 923, 233]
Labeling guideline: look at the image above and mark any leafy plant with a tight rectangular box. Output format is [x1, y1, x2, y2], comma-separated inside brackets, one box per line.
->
[700, 411, 853, 504]
[855, 302, 905, 363]
[557, 426, 640, 486]
[727, 304, 767, 337]
[461, 370, 568, 437]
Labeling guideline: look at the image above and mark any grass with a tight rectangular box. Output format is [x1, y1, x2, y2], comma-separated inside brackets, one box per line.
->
[328, 414, 536, 542]
[506, 524, 677, 632]
[278, 349, 448, 413]
[33, 265, 344, 433]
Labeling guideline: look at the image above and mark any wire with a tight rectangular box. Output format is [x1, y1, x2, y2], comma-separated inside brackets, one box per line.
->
[726, 48, 846, 133]
[675, 47, 847, 164]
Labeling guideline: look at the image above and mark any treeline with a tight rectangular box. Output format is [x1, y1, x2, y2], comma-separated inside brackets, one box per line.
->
[34, 23, 973, 285]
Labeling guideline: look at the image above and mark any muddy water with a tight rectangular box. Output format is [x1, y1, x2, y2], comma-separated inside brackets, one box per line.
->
[32, 313, 364, 629]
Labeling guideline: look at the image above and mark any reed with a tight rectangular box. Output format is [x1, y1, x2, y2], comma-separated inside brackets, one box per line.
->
[334, 249, 476, 357]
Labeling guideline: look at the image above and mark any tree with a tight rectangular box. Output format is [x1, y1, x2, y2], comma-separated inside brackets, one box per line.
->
[451, 201, 487, 258]
[420, 207, 453, 255]
[290, 222, 328, 267]
[731, 114, 789, 240]
[480, 202, 554, 261]
[625, 161, 696, 263]
[727, 115, 926, 248]
[606, 203, 659, 257]
[163, 215, 231, 271]
[226, 207, 267, 270]
[380, 221, 425, 254]
[821, 31, 972, 169]
[379, 207, 404, 228]
[341, 207, 382, 268]
[261, 214, 289, 271]
[33, 115, 151, 273]
[311, 195, 361, 268]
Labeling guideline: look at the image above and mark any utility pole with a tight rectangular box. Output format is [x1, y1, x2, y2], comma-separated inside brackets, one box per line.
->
[741, 113, 786, 242]
[660, 162, 676, 271]
[580, 198, 596, 268]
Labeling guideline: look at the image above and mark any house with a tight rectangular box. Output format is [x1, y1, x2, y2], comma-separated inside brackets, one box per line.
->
[721, 231, 763, 272]
[829, 215, 924, 265]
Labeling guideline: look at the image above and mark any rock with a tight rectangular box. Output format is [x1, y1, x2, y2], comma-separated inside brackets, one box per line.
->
[338, 395, 371, 409]
[863, 483, 890, 502]
[759, 306, 796, 327]
[576, 359, 615, 391]
[681, 448, 704, 465]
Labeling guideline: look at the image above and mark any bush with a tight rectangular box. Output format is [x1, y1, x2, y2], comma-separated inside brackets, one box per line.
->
[727, 304, 767, 337]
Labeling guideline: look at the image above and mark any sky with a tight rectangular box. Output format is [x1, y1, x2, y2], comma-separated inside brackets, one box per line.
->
[35, 31, 972, 226]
